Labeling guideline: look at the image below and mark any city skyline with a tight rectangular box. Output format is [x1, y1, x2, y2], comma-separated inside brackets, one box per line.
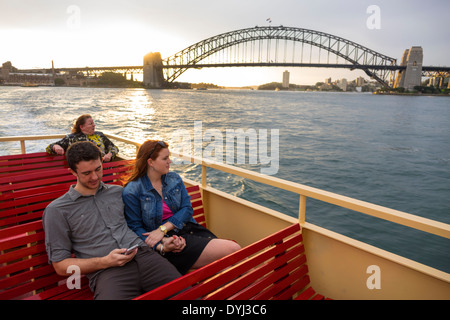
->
[1, 0, 449, 86]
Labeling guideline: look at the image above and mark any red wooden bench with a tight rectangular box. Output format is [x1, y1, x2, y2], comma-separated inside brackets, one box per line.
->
[134, 223, 329, 300]
[0, 153, 134, 299]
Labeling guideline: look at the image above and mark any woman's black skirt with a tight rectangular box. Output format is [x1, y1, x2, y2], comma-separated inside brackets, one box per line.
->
[164, 222, 217, 274]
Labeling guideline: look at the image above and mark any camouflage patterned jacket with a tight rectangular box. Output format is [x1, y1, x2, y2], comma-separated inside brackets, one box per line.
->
[46, 131, 119, 159]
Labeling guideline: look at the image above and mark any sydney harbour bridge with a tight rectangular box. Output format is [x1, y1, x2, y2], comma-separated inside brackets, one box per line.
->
[7, 26, 450, 89]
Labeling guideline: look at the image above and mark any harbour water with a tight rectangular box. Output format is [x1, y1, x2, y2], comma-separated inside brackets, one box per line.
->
[1, 86, 449, 272]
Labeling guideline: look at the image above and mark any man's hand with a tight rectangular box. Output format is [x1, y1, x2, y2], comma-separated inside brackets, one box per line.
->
[104, 248, 137, 267]
[52, 248, 137, 276]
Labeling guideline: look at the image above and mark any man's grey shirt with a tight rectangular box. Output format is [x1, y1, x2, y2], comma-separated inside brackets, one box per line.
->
[43, 182, 144, 285]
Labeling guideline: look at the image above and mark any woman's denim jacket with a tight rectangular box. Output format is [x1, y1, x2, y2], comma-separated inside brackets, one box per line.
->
[122, 172, 196, 242]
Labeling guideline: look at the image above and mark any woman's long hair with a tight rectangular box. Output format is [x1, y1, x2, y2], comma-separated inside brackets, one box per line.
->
[71, 114, 92, 134]
[125, 140, 169, 185]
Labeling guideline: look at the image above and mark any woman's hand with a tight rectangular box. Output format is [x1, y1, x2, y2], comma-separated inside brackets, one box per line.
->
[143, 229, 165, 248]
[162, 235, 186, 253]
[53, 145, 65, 155]
[103, 152, 113, 162]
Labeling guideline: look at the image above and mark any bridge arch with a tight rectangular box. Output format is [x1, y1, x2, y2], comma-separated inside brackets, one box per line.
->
[163, 26, 397, 87]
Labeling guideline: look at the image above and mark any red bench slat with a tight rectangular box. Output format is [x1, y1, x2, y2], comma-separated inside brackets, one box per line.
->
[0, 160, 67, 175]
[0, 152, 50, 161]
[0, 154, 66, 167]
[295, 286, 316, 300]
[0, 275, 60, 300]
[24, 277, 92, 300]
[0, 243, 46, 265]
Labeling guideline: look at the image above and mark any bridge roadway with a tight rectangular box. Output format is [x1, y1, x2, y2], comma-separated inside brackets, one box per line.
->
[19, 66, 144, 74]
[19, 64, 449, 75]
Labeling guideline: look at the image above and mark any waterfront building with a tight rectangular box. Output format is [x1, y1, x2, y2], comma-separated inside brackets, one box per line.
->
[1, 61, 54, 86]
[336, 78, 348, 91]
[282, 70, 290, 88]
[356, 76, 365, 87]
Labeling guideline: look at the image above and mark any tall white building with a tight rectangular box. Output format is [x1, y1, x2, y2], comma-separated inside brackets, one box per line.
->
[337, 78, 347, 91]
[282, 70, 290, 88]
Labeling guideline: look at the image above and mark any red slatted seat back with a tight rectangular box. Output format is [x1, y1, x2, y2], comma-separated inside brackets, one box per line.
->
[0, 219, 93, 300]
[134, 223, 322, 300]
[0, 152, 67, 176]
[0, 154, 133, 228]
[186, 185, 207, 227]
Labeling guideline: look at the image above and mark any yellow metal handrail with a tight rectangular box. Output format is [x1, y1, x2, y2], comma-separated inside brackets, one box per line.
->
[2, 134, 449, 239]
[172, 154, 450, 239]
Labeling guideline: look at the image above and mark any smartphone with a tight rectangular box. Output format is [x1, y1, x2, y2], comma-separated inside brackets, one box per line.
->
[123, 244, 139, 255]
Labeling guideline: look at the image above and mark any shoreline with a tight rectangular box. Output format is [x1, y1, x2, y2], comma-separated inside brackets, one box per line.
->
[373, 91, 450, 97]
[2, 84, 450, 96]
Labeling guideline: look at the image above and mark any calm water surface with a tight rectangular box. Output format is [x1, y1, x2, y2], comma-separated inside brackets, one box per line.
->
[1, 86, 449, 272]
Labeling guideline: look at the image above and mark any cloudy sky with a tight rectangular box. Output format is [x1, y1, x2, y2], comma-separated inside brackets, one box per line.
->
[1, 0, 448, 86]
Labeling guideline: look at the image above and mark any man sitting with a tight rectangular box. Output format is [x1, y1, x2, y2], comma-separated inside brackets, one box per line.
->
[43, 141, 181, 299]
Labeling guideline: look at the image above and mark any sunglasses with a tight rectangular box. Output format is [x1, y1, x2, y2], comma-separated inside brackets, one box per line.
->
[147, 141, 167, 159]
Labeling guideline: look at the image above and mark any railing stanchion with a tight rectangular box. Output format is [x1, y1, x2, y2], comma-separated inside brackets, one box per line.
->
[20, 140, 26, 154]
[299, 194, 306, 226]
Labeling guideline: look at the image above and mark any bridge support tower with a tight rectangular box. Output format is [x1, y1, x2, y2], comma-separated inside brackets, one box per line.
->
[143, 52, 164, 88]
[394, 46, 423, 90]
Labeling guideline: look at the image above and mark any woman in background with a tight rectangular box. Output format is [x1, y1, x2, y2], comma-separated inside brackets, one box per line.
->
[46, 114, 119, 162]
[122, 140, 240, 274]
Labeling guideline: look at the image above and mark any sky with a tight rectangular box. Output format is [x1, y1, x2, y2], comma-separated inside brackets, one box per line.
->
[1, 0, 449, 86]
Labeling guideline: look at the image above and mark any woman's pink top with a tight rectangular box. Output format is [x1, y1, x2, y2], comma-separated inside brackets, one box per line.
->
[162, 199, 174, 221]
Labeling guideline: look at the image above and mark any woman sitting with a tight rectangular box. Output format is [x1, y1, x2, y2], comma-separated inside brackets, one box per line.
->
[122, 140, 241, 274]
[46, 114, 119, 162]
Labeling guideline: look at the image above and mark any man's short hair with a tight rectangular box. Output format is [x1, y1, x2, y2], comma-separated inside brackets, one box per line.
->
[67, 141, 102, 171]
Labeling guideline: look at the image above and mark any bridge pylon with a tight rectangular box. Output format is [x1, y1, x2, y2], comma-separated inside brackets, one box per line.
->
[143, 52, 164, 88]
[394, 46, 423, 90]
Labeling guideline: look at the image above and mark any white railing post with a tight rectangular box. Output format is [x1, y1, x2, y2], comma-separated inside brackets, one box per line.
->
[299, 194, 306, 226]
[201, 164, 207, 189]
[20, 140, 26, 154]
